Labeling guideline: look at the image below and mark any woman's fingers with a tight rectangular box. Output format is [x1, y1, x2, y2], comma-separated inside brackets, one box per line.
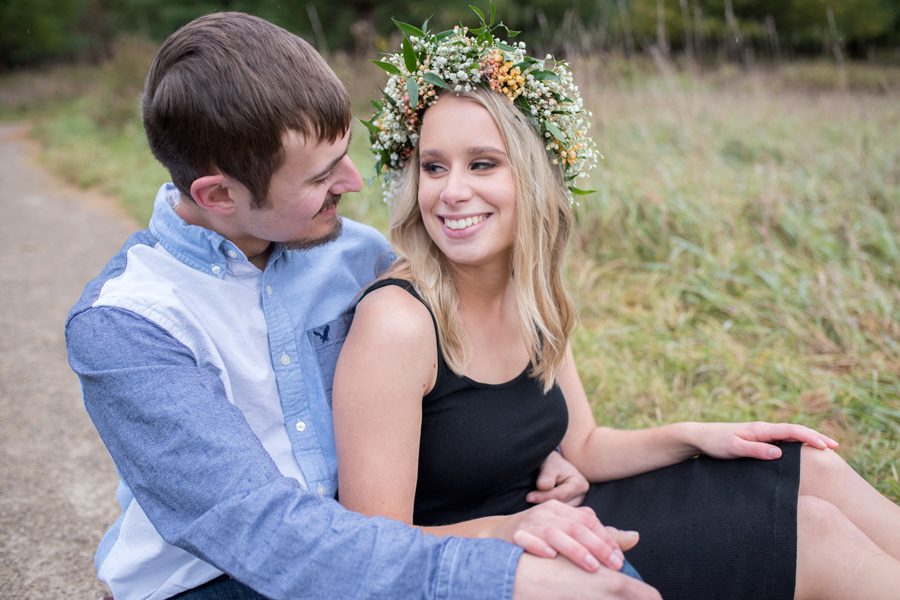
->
[605, 526, 640, 551]
[512, 529, 558, 559]
[513, 502, 628, 572]
[534, 524, 620, 572]
[765, 423, 832, 449]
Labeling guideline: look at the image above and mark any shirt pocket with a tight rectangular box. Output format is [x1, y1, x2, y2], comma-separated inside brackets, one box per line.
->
[307, 312, 353, 406]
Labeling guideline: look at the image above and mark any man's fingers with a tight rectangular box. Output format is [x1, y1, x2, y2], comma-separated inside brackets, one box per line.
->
[534, 472, 556, 491]
[526, 482, 587, 506]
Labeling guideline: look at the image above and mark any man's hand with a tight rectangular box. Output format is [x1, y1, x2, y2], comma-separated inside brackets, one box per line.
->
[527, 450, 589, 507]
[514, 553, 661, 600]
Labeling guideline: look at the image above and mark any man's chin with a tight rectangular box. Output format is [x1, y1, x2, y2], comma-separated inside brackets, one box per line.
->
[282, 216, 343, 251]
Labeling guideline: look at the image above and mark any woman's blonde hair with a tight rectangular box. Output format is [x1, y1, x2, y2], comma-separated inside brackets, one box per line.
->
[383, 88, 577, 391]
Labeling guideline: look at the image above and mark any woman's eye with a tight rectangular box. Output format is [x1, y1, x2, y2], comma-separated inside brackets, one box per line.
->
[421, 162, 445, 174]
[471, 160, 495, 171]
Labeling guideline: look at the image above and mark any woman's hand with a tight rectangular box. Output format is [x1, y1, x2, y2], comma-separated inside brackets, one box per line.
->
[526, 451, 590, 507]
[689, 421, 839, 460]
[492, 500, 639, 572]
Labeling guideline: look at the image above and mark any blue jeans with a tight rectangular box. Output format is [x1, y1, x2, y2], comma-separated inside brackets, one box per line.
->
[171, 575, 267, 599]
[621, 558, 644, 581]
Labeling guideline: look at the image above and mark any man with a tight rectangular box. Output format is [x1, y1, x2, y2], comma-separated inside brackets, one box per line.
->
[66, 12, 659, 600]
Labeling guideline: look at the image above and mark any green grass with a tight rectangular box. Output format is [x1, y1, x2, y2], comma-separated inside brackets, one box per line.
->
[567, 60, 899, 499]
[2, 45, 896, 499]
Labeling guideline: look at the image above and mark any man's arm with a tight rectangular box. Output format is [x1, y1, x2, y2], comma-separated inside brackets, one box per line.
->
[66, 306, 521, 600]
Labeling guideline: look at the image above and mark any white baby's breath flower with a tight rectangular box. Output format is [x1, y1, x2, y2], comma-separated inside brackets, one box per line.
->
[366, 15, 598, 203]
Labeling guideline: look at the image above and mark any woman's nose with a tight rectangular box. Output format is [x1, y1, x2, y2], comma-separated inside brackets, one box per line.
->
[439, 170, 472, 205]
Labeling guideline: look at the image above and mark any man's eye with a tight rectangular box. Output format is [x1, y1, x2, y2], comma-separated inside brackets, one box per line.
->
[317, 171, 335, 185]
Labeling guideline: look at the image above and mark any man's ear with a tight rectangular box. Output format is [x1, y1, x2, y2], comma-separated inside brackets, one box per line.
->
[190, 175, 236, 215]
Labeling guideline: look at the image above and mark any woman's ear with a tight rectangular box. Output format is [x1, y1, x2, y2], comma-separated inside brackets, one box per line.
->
[190, 175, 236, 215]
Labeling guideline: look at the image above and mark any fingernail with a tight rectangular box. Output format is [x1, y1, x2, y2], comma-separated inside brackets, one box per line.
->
[585, 554, 600, 570]
[610, 550, 624, 568]
[625, 530, 639, 538]
[816, 438, 826, 448]
[768, 447, 780, 458]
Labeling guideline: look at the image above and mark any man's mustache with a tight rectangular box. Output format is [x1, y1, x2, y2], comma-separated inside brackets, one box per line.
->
[318, 194, 340, 213]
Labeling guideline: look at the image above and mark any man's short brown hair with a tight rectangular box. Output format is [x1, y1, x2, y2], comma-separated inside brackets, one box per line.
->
[142, 12, 350, 207]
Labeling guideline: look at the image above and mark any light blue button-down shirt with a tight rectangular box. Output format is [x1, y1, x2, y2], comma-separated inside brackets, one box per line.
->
[66, 184, 522, 600]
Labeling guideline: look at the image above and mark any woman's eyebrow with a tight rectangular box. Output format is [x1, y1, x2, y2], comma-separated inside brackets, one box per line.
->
[466, 145, 506, 156]
[419, 146, 506, 161]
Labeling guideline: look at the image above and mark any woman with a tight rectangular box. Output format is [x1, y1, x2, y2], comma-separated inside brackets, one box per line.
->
[333, 16, 900, 599]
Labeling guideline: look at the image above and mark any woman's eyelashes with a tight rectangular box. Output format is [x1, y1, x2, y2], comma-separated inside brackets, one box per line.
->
[470, 160, 496, 171]
[420, 162, 446, 175]
[420, 159, 497, 175]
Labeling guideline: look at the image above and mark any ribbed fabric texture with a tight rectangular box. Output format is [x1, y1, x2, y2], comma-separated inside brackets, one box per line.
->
[357, 279, 801, 600]
[355, 279, 569, 527]
[583, 442, 801, 599]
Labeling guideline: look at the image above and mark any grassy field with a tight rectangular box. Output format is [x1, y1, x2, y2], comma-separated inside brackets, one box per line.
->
[2, 41, 897, 499]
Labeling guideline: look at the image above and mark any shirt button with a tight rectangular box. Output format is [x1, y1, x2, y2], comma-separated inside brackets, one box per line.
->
[211, 265, 222, 274]
[316, 484, 327, 496]
[280, 352, 291, 366]
[295, 420, 306, 432]
[266, 285, 273, 297]
[227, 250, 238, 259]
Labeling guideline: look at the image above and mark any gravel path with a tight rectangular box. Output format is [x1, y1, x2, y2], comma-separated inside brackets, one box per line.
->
[0, 123, 138, 598]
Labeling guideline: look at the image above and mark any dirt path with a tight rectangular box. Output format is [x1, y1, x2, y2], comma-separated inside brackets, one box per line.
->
[0, 123, 138, 598]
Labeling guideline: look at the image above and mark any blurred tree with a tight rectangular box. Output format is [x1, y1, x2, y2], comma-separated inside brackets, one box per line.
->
[1, 0, 898, 69]
[1, 0, 117, 68]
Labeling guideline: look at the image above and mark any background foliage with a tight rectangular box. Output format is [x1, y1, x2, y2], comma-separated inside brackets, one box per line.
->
[2, 0, 899, 69]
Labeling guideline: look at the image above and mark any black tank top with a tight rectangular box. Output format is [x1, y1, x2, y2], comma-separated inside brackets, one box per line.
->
[357, 279, 569, 526]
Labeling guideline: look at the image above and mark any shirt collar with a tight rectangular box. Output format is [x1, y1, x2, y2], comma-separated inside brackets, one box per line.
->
[148, 183, 284, 278]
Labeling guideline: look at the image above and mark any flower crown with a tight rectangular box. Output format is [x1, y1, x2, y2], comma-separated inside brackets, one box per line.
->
[362, 4, 598, 202]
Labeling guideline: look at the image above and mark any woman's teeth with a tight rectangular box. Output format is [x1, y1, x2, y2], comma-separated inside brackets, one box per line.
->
[444, 215, 487, 231]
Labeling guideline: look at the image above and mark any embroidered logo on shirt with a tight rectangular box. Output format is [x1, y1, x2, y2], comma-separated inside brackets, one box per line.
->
[312, 324, 330, 343]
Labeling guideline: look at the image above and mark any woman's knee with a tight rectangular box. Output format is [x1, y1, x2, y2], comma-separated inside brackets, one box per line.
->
[799, 445, 850, 493]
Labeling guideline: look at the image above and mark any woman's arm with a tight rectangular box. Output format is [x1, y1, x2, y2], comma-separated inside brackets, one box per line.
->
[333, 285, 436, 522]
[333, 286, 630, 572]
[557, 344, 839, 482]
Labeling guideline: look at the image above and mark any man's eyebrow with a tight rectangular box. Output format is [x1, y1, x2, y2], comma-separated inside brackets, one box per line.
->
[308, 131, 353, 182]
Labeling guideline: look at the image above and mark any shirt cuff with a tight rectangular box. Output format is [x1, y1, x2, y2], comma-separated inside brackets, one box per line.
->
[434, 537, 523, 600]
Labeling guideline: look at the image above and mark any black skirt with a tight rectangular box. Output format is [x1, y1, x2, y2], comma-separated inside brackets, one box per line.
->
[584, 442, 802, 600]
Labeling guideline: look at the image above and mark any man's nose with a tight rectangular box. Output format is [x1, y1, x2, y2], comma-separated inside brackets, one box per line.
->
[332, 156, 363, 195]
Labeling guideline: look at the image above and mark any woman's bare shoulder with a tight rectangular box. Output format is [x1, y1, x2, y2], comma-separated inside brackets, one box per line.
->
[351, 283, 435, 347]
